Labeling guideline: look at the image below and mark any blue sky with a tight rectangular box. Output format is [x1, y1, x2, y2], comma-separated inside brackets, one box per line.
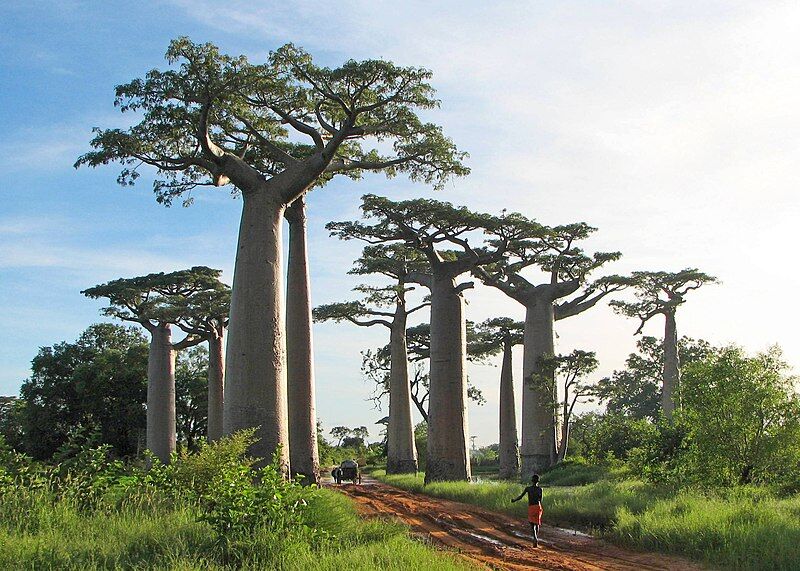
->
[1, 1, 798, 445]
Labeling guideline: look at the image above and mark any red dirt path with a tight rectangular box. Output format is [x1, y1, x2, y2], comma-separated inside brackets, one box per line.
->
[334, 479, 706, 571]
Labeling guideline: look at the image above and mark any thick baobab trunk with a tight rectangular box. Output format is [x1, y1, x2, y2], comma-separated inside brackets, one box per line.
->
[662, 310, 679, 419]
[387, 307, 418, 474]
[285, 197, 320, 484]
[207, 331, 225, 442]
[520, 300, 557, 478]
[224, 189, 290, 471]
[147, 324, 176, 464]
[425, 275, 471, 483]
[498, 337, 520, 480]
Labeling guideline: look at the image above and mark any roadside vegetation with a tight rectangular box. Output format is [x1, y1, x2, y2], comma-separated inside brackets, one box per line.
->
[374, 467, 800, 571]
[374, 342, 800, 570]
[0, 430, 474, 571]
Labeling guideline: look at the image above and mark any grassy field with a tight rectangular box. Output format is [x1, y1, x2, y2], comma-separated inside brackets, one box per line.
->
[0, 485, 477, 570]
[373, 468, 800, 571]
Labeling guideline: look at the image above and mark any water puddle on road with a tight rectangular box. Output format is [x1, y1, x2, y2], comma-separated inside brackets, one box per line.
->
[459, 530, 506, 549]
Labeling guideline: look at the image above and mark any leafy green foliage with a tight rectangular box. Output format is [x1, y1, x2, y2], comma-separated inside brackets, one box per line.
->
[569, 413, 657, 463]
[327, 195, 543, 278]
[594, 336, 716, 421]
[18, 324, 148, 459]
[0, 397, 24, 450]
[680, 346, 800, 487]
[470, 317, 524, 358]
[175, 346, 209, 452]
[82, 266, 229, 340]
[11, 324, 215, 461]
[610, 269, 717, 332]
[627, 345, 800, 489]
[75, 38, 468, 206]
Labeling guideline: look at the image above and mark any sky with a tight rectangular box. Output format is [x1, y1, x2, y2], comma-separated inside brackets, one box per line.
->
[1, 0, 798, 446]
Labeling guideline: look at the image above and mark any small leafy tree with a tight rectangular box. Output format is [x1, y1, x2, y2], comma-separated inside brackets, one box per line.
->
[18, 324, 148, 460]
[535, 350, 599, 463]
[680, 346, 800, 486]
[175, 346, 209, 452]
[329, 426, 351, 447]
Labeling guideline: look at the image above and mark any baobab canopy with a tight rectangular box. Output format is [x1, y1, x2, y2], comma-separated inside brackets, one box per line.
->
[74, 37, 470, 205]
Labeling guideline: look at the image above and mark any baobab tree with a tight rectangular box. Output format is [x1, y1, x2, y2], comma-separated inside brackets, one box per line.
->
[361, 322, 487, 423]
[75, 38, 468, 466]
[535, 350, 599, 464]
[610, 269, 717, 418]
[82, 267, 226, 463]
[313, 245, 429, 474]
[284, 195, 321, 483]
[473, 318, 524, 480]
[163, 282, 231, 442]
[474, 223, 624, 476]
[328, 195, 540, 482]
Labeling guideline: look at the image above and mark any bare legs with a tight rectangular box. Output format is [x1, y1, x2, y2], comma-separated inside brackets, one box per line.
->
[530, 523, 539, 547]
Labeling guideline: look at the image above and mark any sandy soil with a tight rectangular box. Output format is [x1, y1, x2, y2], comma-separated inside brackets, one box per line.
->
[333, 478, 706, 571]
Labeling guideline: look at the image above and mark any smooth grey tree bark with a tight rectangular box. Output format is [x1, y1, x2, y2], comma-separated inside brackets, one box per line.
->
[423, 272, 472, 483]
[145, 323, 202, 463]
[147, 324, 176, 464]
[521, 297, 560, 475]
[387, 303, 419, 474]
[498, 333, 520, 480]
[285, 196, 320, 484]
[662, 310, 679, 419]
[207, 330, 225, 442]
[224, 187, 293, 468]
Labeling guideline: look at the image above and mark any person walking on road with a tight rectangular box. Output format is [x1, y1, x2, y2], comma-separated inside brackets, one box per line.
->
[512, 474, 543, 547]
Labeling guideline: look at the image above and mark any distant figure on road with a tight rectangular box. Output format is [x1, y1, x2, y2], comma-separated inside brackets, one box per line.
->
[512, 474, 543, 547]
[331, 466, 343, 484]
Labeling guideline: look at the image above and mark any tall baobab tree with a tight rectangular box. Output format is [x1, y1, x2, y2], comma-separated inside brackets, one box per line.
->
[474, 223, 624, 476]
[328, 195, 540, 482]
[313, 245, 430, 474]
[76, 38, 468, 466]
[163, 283, 231, 442]
[473, 318, 524, 480]
[82, 267, 226, 463]
[284, 195, 320, 483]
[610, 269, 717, 418]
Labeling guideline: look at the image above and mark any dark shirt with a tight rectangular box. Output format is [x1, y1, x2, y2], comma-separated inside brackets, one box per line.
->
[519, 484, 542, 506]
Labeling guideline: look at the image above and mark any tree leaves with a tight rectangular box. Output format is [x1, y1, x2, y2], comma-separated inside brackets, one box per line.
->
[76, 37, 468, 205]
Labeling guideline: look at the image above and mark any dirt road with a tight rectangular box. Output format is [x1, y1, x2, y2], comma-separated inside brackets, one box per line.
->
[335, 479, 705, 571]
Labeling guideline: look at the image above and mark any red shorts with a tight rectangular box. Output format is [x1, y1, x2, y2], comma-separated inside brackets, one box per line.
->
[528, 504, 543, 525]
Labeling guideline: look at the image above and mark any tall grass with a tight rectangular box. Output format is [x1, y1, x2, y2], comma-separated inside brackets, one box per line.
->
[373, 470, 800, 570]
[0, 486, 476, 570]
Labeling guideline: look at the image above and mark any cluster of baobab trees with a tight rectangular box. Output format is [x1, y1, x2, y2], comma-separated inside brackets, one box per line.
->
[77, 37, 716, 484]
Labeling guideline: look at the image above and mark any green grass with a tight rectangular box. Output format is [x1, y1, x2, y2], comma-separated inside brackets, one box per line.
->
[373, 468, 800, 571]
[0, 487, 477, 570]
